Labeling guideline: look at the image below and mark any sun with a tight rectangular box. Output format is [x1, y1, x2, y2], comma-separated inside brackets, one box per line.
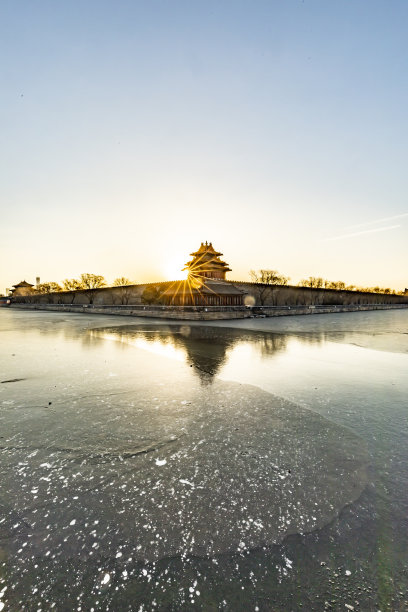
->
[163, 256, 189, 281]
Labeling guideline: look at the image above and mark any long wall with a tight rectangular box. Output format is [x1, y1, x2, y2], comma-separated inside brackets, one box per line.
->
[232, 282, 408, 306]
[12, 281, 408, 308]
[9, 302, 408, 321]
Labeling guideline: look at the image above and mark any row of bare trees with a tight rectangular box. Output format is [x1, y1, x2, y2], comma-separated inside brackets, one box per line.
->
[249, 270, 290, 306]
[35, 274, 135, 305]
[34, 274, 160, 306]
[297, 276, 402, 295]
[249, 270, 406, 305]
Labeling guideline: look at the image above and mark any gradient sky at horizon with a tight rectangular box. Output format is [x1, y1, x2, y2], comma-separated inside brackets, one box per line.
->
[1, 0, 407, 293]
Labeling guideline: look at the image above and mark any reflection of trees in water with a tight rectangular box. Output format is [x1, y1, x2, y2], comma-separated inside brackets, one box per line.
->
[12, 317, 102, 349]
[16, 316, 106, 349]
[80, 330, 106, 349]
[48, 322, 106, 349]
[92, 325, 348, 384]
[252, 334, 288, 357]
[289, 331, 347, 347]
[245, 331, 348, 358]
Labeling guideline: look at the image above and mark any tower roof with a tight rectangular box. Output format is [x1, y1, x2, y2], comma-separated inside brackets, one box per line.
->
[189, 241, 223, 257]
[12, 280, 34, 288]
[183, 242, 231, 277]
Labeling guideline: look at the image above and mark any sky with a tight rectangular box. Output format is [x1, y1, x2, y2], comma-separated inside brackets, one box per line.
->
[1, 0, 408, 293]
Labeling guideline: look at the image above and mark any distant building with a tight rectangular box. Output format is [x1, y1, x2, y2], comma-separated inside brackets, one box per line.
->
[10, 280, 35, 297]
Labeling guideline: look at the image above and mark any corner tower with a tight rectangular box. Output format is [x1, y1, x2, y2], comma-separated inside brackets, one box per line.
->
[183, 242, 231, 280]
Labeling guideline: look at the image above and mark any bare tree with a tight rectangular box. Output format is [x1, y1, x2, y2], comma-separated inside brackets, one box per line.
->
[62, 279, 82, 291]
[113, 277, 131, 286]
[141, 286, 162, 305]
[62, 278, 81, 304]
[298, 277, 327, 305]
[324, 280, 346, 290]
[249, 270, 290, 305]
[36, 282, 62, 303]
[250, 270, 290, 285]
[298, 276, 325, 289]
[113, 277, 134, 305]
[36, 282, 62, 293]
[78, 273, 106, 304]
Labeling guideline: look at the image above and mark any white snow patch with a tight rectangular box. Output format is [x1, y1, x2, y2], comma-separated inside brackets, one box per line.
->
[101, 573, 110, 585]
[179, 479, 194, 487]
[155, 459, 167, 467]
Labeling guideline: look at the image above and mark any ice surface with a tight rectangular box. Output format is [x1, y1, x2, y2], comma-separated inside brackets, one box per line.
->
[1, 309, 407, 610]
[0, 311, 368, 563]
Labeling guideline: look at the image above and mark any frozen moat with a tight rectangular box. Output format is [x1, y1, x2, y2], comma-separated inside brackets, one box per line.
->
[0, 309, 407, 610]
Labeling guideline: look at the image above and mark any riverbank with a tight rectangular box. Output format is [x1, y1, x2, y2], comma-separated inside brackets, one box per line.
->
[8, 301, 408, 320]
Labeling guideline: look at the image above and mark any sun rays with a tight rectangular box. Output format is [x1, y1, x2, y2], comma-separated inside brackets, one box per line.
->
[155, 243, 244, 307]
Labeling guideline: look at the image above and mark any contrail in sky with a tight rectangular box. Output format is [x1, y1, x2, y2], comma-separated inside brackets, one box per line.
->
[347, 212, 408, 230]
[325, 224, 401, 242]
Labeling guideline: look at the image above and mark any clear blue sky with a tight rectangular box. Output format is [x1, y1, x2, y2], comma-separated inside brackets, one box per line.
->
[1, 0, 407, 292]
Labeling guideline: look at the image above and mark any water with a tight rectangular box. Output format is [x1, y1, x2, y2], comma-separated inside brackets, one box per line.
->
[0, 309, 407, 611]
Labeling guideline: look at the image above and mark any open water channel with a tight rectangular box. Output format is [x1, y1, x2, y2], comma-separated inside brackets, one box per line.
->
[0, 308, 407, 611]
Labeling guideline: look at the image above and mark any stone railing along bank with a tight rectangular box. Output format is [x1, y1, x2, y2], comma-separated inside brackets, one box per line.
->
[9, 302, 408, 321]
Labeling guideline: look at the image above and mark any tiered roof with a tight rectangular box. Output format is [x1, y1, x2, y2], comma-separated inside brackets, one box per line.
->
[189, 242, 223, 257]
[183, 242, 231, 279]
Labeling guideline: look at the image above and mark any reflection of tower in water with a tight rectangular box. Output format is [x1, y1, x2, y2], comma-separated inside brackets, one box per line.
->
[168, 326, 235, 383]
[126, 325, 236, 383]
[91, 325, 326, 384]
